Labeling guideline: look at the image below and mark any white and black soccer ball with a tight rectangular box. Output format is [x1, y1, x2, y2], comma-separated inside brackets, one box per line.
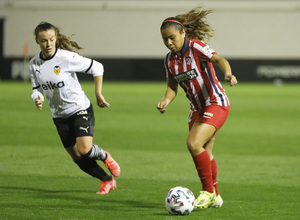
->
[165, 186, 195, 215]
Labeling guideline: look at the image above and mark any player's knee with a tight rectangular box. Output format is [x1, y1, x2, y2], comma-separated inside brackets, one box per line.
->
[75, 136, 93, 156]
[76, 143, 92, 156]
[186, 138, 204, 155]
[186, 138, 197, 153]
[65, 144, 81, 161]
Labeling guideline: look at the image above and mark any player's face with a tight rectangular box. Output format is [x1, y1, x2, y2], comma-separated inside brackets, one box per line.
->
[161, 26, 185, 54]
[36, 28, 57, 59]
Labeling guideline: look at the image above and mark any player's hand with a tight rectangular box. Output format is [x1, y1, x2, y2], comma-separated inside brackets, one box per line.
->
[96, 93, 110, 108]
[225, 74, 238, 87]
[157, 100, 168, 114]
[35, 96, 43, 110]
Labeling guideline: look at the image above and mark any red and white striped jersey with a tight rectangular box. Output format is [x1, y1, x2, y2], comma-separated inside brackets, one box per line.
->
[164, 38, 229, 111]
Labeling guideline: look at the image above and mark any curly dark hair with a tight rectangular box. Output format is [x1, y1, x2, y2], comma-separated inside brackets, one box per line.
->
[160, 7, 215, 42]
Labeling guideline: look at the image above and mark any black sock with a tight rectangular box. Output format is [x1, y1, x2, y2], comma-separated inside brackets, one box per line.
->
[75, 158, 112, 181]
[83, 144, 107, 161]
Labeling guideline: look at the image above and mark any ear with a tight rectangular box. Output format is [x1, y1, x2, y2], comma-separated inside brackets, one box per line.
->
[181, 28, 186, 36]
[35, 37, 39, 44]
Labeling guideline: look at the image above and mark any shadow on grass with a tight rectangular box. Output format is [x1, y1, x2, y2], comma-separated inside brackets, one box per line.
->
[0, 186, 160, 211]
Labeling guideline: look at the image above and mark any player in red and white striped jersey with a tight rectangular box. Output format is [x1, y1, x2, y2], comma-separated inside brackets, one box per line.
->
[157, 8, 237, 209]
[164, 38, 230, 111]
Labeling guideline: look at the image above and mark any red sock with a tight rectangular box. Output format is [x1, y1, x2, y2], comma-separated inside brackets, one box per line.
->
[211, 158, 219, 195]
[192, 151, 214, 193]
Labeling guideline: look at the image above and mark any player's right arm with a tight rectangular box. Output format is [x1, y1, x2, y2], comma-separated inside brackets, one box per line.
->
[157, 74, 178, 114]
[34, 96, 43, 110]
[29, 62, 44, 110]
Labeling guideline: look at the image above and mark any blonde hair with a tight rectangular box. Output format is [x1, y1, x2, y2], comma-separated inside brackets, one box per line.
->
[34, 22, 83, 53]
[161, 7, 215, 42]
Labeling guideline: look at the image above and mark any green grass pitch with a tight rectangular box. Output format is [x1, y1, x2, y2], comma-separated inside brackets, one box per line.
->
[0, 81, 299, 219]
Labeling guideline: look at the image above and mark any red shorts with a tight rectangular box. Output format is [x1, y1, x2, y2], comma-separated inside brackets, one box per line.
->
[188, 104, 229, 134]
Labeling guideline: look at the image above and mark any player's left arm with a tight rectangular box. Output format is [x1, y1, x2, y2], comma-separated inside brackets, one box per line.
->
[211, 54, 238, 87]
[71, 54, 110, 108]
[94, 75, 110, 108]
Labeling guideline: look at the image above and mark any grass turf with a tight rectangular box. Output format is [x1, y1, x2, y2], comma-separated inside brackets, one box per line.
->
[0, 81, 299, 219]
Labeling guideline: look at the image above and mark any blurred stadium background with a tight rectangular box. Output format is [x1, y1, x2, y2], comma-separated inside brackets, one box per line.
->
[0, 0, 299, 82]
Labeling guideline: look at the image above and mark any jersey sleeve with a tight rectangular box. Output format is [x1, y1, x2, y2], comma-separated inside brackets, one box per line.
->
[164, 53, 173, 79]
[68, 53, 104, 77]
[193, 41, 216, 61]
[29, 62, 44, 102]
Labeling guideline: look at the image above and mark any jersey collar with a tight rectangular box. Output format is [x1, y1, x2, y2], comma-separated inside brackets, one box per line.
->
[40, 49, 58, 61]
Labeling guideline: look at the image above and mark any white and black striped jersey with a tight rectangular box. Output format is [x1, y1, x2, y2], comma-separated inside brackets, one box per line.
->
[29, 49, 104, 118]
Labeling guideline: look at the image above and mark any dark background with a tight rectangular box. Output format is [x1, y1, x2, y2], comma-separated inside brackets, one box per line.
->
[2, 57, 300, 82]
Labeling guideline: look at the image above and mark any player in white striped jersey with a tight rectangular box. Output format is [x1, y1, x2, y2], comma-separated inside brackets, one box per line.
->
[157, 8, 237, 208]
[29, 22, 120, 194]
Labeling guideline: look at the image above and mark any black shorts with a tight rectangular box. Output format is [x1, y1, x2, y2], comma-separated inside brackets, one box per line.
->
[53, 104, 95, 148]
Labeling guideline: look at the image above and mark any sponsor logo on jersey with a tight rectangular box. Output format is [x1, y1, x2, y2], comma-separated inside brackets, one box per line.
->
[54, 66, 61, 75]
[174, 69, 198, 83]
[41, 81, 65, 90]
[185, 57, 192, 65]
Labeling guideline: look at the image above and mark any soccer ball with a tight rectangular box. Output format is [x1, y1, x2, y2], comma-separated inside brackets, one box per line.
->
[165, 186, 195, 215]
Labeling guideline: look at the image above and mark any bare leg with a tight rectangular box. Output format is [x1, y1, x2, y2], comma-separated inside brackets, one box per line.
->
[187, 122, 216, 156]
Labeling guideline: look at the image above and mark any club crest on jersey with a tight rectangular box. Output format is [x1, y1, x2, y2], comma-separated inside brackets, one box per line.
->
[53, 66, 61, 75]
[185, 57, 192, 65]
[174, 69, 198, 83]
